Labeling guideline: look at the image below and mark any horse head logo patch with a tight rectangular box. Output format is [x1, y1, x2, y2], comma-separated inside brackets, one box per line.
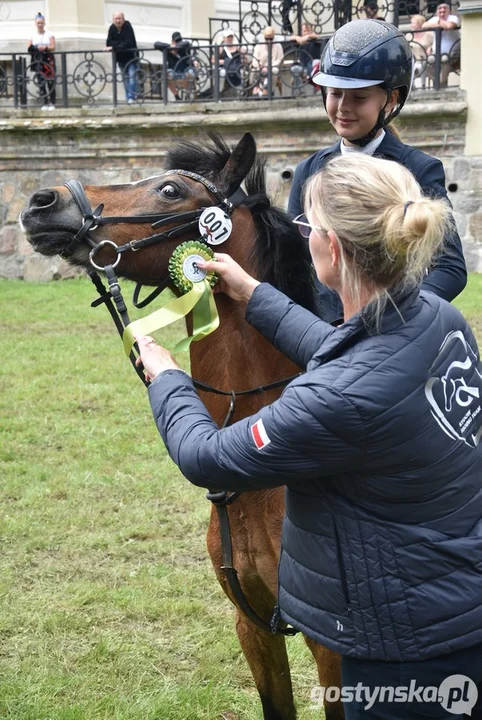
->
[425, 331, 482, 449]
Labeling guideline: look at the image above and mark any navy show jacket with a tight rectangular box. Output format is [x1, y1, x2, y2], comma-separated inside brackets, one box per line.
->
[288, 132, 467, 323]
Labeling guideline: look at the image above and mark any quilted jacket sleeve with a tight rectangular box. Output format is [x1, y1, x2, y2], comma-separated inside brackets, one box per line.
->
[246, 284, 335, 369]
[416, 156, 467, 301]
[148, 368, 366, 491]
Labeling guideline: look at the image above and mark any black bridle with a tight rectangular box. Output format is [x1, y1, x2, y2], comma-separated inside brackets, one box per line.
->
[63, 172, 300, 637]
[63, 172, 248, 385]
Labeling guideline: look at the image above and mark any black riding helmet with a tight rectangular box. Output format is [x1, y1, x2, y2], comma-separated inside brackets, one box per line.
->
[313, 20, 413, 146]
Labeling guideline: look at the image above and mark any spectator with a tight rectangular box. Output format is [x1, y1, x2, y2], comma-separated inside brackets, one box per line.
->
[363, 1, 385, 19]
[289, 22, 321, 77]
[134, 150, 482, 719]
[217, 28, 242, 97]
[105, 12, 138, 104]
[27, 12, 56, 110]
[288, 19, 467, 324]
[422, 3, 460, 87]
[155, 32, 192, 101]
[251, 26, 284, 98]
[409, 14, 433, 87]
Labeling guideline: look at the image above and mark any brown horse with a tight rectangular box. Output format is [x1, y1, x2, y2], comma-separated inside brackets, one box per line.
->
[21, 132, 343, 720]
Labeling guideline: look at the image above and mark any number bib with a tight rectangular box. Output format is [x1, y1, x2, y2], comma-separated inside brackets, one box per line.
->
[198, 206, 233, 246]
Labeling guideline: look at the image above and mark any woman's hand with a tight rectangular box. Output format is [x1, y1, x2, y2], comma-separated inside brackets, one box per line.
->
[134, 335, 181, 382]
[197, 253, 260, 303]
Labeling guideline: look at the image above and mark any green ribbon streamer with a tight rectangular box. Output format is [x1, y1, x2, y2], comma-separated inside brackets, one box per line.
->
[122, 279, 219, 356]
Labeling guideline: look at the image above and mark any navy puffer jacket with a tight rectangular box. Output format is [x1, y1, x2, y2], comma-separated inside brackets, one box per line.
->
[148, 284, 482, 661]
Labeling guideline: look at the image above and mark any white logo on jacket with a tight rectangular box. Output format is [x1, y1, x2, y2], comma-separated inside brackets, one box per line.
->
[425, 331, 482, 448]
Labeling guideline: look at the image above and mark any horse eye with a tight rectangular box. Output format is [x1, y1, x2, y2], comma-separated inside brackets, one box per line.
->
[158, 183, 180, 199]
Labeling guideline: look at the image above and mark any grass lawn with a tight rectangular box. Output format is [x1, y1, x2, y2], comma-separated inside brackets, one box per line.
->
[0, 276, 320, 720]
[0, 273, 480, 719]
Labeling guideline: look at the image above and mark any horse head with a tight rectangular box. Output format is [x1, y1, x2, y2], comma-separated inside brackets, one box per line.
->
[21, 132, 315, 311]
[20, 133, 255, 284]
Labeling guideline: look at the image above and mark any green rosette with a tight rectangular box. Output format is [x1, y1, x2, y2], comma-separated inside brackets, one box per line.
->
[122, 240, 219, 357]
[168, 240, 218, 293]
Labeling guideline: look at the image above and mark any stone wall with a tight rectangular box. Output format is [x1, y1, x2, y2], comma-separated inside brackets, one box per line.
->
[1, 89, 481, 281]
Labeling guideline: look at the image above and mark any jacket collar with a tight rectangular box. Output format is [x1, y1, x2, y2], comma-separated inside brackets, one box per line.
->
[316, 140, 342, 169]
[318, 131, 405, 168]
[377, 130, 405, 158]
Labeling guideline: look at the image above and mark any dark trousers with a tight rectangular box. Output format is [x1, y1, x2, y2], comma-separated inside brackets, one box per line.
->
[341, 643, 482, 719]
[38, 75, 56, 106]
[279, 0, 295, 33]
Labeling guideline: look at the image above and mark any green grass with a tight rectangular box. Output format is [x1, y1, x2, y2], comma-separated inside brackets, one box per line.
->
[0, 274, 480, 720]
[0, 276, 322, 720]
[452, 273, 482, 330]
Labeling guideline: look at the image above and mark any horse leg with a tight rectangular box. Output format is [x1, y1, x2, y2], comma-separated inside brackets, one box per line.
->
[235, 610, 297, 720]
[304, 637, 344, 720]
[206, 498, 296, 720]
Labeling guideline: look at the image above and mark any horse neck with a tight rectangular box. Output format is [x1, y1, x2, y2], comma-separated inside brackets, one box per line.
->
[188, 210, 300, 424]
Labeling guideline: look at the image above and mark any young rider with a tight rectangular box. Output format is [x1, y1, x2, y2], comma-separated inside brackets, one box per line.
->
[288, 19, 467, 323]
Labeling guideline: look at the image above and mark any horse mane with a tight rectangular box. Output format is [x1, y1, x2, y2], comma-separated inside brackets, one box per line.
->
[165, 133, 317, 313]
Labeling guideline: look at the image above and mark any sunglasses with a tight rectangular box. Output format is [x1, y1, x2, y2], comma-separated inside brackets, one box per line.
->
[293, 213, 325, 239]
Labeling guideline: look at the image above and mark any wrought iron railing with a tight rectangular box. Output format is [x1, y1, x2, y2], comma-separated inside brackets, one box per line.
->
[0, 27, 460, 109]
[232, 0, 459, 40]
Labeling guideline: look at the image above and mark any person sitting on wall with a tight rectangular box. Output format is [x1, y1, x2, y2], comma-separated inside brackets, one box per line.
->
[217, 28, 242, 97]
[409, 14, 433, 87]
[422, 3, 460, 87]
[288, 22, 322, 78]
[251, 26, 284, 98]
[154, 31, 192, 101]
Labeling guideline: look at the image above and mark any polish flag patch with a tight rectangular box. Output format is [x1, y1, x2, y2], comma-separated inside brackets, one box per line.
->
[251, 419, 271, 450]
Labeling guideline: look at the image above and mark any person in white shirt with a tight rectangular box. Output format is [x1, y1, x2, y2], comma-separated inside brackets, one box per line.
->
[216, 28, 242, 97]
[422, 3, 460, 86]
[27, 13, 56, 110]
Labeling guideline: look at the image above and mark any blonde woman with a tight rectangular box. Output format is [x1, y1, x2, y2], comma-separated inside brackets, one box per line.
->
[136, 152, 482, 719]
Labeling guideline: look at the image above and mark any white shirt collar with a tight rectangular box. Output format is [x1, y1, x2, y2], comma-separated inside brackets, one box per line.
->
[340, 129, 386, 156]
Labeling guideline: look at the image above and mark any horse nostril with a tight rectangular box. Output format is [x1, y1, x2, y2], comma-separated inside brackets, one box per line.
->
[29, 189, 58, 211]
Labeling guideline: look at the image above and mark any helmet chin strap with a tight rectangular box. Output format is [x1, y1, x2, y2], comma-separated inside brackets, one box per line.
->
[349, 106, 387, 147]
[349, 89, 392, 148]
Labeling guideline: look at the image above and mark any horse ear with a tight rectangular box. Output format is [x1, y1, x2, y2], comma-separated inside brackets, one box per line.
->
[221, 133, 257, 195]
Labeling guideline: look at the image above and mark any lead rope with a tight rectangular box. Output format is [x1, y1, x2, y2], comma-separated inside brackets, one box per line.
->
[207, 489, 299, 636]
[205, 399, 299, 638]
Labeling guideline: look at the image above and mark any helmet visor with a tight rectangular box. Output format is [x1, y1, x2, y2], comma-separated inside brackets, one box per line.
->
[312, 71, 384, 89]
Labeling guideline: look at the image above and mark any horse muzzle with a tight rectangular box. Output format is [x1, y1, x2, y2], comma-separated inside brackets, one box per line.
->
[20, 186, 89, 258]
